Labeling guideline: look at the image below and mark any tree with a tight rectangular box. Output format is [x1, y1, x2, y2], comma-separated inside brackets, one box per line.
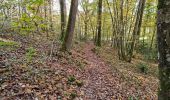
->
[62, 0, 79, 51]
[95, 0, 102, 46]
[80, 0, 90, 40]
[59, 0, 67, 41]
[157, 0, 170, 99]
[48, 0, 53, 31]
[128, 0, 146, 62]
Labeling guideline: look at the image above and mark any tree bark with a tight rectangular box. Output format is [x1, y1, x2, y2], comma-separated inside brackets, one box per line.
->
[157, 0, 170, 99]
[96, 0, 102, 47]
[48, 0, 53, 31]
[128, 0, 146, 62]
[62, 0, 78, 51]
[59, 0, 67, 41]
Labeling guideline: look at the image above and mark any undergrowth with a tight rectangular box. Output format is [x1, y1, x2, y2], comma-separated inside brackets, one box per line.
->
[0, 41, 19, 47]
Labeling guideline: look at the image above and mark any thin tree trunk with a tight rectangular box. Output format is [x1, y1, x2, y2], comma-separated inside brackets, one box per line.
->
[128, 0, 146, 62]
[59, 0, 67, 41]
[96, 0, 102, 47]
[149, 26, 156, 51]
[44, 1, 48, 37]
[49, 0, 53, 31]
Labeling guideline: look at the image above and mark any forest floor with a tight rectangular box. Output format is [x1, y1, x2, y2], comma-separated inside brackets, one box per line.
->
[0, 35, 158, 100]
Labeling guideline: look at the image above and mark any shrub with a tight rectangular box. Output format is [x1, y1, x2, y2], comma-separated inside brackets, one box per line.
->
[26, 47, 37, 62]
[128, 96, 139, 100]
[0, 41, 19, 47]
[70, 92, 77, 99]
[75, 80, 83, 87]
[67, 75, 76, 84]
[137, 41, 158, 61]
[137, 63, 149, 74]
[91, 47, 100, 54]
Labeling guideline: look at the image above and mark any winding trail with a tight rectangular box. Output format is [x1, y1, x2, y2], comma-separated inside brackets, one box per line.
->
[76, 42, 157, 100]
[79, 43, 125, 100]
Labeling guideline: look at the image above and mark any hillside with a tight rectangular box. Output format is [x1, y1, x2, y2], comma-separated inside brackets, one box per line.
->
[0, 35, 158, 100]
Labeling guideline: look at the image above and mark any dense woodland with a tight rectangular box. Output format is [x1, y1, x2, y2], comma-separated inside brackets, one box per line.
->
[0, 0, 170, 99]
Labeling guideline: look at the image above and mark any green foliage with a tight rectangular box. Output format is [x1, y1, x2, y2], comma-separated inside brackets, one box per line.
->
[75, 80, 83, 87]
[26, 47, 37, 62]
[29, 0, 44, 5]
[67, 75, 76, 84]
[144, 51, 157, 61]
[137, 63, 149, 74]
[91, 47, 100, 54]
[9, 0, 48, 35]
[128, 96, 139, 100]
[57, 96, 62, 100]
[70, 92, 77, 99]
[12, 14, 35, 35]
[67, 76, 83, 87]
[0, 41, 19, 47]
[137, 41, 157, 61]
[76, 61, 85, 70]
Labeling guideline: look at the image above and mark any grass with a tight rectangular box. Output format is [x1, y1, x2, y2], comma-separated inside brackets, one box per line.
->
[25, 47, 37, 62]
[0, 40, 19, 47]
[137, 62, 149, 74]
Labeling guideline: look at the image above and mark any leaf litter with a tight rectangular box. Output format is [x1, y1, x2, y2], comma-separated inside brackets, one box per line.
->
[0, 36, 158, 100]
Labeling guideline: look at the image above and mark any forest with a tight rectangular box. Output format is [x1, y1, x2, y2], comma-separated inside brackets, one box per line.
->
[0, 0, 170, 100]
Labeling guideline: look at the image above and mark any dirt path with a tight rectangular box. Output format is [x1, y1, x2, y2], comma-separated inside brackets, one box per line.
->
[76, 42, 158, 100]
[79, 43, 125, 100]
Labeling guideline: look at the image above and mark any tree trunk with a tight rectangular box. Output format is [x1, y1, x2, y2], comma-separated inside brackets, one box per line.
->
[59, 0, 67, 41]
[157, 0, 170, 99]
[96, 0, 102, 47]
[149, 26, 156, 51]
[62, 0, 78, 51]
[44, 1, 48, 38]
[128, 0, 146, 62]
[48, 0, 53, 31]
[84, 16, 88, 40]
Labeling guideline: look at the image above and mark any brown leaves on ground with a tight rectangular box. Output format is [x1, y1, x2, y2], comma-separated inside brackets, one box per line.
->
[0, 36, 158, 100]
